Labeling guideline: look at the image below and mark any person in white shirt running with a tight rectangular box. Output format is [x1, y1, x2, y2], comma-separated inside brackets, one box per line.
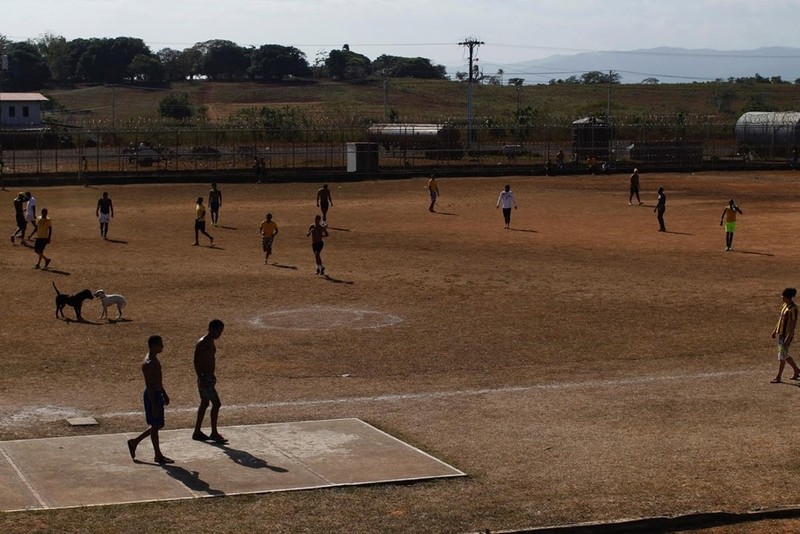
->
[496, 184, 518, 229]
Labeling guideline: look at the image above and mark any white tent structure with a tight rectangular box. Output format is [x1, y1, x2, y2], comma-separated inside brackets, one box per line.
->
[735, 111, 800, 158]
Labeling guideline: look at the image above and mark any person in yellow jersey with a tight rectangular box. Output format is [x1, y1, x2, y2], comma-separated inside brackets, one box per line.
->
[193, 196, 214, 246]
[771, 288, 800, 383]
[427, 174, 440, 212]
[33, 208, 52, 269]
[259, 212, 279, 265]
[719, 199, 743, 251]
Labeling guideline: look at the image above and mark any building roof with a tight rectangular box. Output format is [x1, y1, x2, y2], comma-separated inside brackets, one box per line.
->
[0, 93, 49, 102]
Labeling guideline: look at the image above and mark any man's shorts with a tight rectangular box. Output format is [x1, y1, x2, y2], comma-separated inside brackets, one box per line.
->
[629, 187, 639, 194]
[34, 238, 48, 254]
[319, 202, 329, 212]
[195, 220, 206, 231]
[312, 241, 324, 254]
[98, 213, 110, 224]
[724, 221, 736, 233]
[262, 237, 273, 253]
[778, 336, 791, 360]
[197, 374, 220, 404]
[143, 390, 166, 427]
[25, 214, 35, 224]
[16, 214, 26, 230]
[429, 191, 438, 201]
[210, 202, 220, 214]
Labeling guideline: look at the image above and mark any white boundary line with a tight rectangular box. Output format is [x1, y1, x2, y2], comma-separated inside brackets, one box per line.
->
[98, 368, 761, 420]
[0, 445, 49, 509]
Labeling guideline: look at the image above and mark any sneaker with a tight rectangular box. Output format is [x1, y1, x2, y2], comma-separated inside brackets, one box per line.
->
[628, 202, 632, 205]
[192, 431, 210, 442]
[44, 258, 51, 269]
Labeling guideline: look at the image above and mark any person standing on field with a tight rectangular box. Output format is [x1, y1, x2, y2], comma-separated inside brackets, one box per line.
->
[96, 191, 114, 239]
[427, 174, 440, 212]
[193, 319, 228, 444]
[259, 212, 278, 265]
[24, 191, 37, 241]
[629, 168, 642, 205]
[208, 182, 222, 227]
[719, 199, 743, 251]
[654, 187, 667, 232]
[127, 335, 173, 464]
[11, 192, 27, 245]
[33, 208, 52, 269]
[496, 184, 518, 229]
[771, 288, 800, 383]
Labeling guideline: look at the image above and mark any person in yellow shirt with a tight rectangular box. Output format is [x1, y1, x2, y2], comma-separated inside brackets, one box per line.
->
[771, 288, 800, 383]
[719, 199, 743, 251]
[193, 197, 214, 246]
[33, 208, 52, 269]
[427, 174, 440, 212]
[259, 213, 279, 265]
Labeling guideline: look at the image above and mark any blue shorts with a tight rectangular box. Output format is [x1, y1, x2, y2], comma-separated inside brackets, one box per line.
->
[143, 390, 165, 427]
[210, 202, 220, 214]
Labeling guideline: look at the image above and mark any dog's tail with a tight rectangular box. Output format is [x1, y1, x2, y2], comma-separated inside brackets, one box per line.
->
[52, 281, 61, 295]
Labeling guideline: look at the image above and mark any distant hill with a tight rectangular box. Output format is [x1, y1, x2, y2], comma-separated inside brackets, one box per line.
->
[494, 47, 800, 84]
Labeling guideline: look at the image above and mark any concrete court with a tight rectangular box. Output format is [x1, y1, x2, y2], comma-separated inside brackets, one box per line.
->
[0, 418, 465, 512]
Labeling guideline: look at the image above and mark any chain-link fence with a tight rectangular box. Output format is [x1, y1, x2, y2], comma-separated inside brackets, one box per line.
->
[0, 119, 793, 178]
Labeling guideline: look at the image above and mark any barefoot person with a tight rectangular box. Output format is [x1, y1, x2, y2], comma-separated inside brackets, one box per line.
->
[33, 208, 52, 269]
[629, 168, 642, 205]
[193, 319, 228, 444]
[719, 198, 743, 251]
[772, 288, 800, 383]
[96, 191, 114, 239]
[259, 212, 279, 265]
[127, 335, 173, 464]
[208, 182, 222, 227]
[428, 174, 440, 212]
[11, 192, 27, 244]
[496, 184, 518, 229]
[316, 184, 333, 225]
[193, 197, 214, 246]
[307, 214, 329, 275]
[654, 187, 667, 232]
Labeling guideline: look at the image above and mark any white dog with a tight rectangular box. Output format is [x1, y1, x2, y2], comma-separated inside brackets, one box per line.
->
[93, 289, 127, 320]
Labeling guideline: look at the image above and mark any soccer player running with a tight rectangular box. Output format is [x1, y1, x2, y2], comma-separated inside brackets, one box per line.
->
[316, 184, 333, 226]
[259, 212, 279, 265]
[96, 191, 114, 239]
[127, 335, 173, 464]
[719, 199, 743, 251]
[496, 184, 518, 229]
[307, 214, 329, 275]
[771, 288, 800, 383]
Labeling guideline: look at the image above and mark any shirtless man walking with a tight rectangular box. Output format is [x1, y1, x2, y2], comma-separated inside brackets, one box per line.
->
[96, 191, 114, 239]
[307, 214, 329, 275]
[208, 183, 222, 227]
[127, 335, 173, 464]
[192, 319, 228, 444]
[316, 184, 333, 226]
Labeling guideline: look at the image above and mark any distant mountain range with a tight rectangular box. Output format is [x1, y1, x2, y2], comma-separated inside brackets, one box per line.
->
[468, 47, 800, 84]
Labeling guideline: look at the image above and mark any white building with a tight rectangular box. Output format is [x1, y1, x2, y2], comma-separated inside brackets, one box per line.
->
[0, 93, 49, 129]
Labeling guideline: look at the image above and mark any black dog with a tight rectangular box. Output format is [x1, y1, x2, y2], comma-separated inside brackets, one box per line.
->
[53, 282, 94, 321]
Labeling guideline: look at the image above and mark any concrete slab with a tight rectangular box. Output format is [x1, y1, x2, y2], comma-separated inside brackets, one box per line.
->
[0, 418, 465, 512]
[66, 417, 99, 426]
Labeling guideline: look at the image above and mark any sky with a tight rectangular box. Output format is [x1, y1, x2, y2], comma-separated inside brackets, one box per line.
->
[4, 0, 800, 74]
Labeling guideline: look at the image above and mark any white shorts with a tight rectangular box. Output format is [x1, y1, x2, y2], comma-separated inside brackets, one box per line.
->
[25, 214, 35, 223]
[99, 213, 111, 224]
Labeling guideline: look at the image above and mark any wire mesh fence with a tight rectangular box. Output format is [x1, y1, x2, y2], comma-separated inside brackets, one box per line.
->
[0, 119, 795, 178]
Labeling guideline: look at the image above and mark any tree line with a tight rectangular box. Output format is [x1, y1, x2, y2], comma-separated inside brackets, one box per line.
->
[0, 35, 448, 91]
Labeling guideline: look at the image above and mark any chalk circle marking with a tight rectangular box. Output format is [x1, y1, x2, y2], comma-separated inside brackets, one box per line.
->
[249, 306, 403, 331]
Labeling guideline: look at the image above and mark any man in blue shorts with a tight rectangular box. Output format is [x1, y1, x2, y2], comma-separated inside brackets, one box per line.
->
[127, 335, 173, 464]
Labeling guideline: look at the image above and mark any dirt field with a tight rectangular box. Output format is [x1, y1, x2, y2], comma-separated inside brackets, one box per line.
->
[2, 171, 800, 533]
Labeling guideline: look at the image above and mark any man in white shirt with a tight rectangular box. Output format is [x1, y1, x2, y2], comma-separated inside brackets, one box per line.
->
[24, 192, 37, 241]
[496, 184, 518, 229]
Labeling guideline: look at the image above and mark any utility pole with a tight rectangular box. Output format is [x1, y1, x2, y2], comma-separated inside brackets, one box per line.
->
[459, 37, 484, 149]
[381, 69, 388, 121]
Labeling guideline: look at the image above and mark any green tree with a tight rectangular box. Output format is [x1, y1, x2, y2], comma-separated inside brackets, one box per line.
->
[33, 33, 70, 83]
[325, 47, 371, 80]
[158, 92, 194, 119]
[4, 41, 51, 90]
[157, 47, 192, 81]
[197, 40, 250, 80]
[248, 44, 310, 81]
[128, 54, 164, 83]
[75, 37, 152, 83]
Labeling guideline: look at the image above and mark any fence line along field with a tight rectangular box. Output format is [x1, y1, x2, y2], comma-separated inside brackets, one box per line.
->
[3, 171, 800, 532]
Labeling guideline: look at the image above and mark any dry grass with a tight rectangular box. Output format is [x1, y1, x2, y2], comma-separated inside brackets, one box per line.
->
[2, 171, 800, 532]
